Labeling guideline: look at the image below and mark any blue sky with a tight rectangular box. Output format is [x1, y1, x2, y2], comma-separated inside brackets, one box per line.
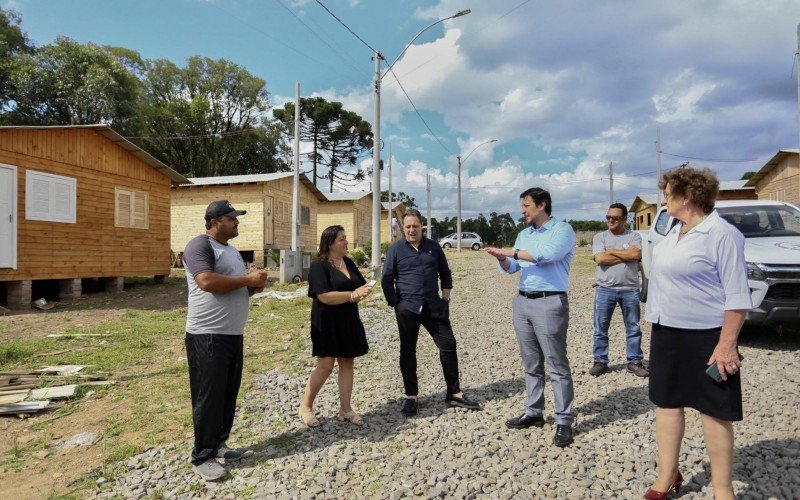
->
[6, 0, 800, 220]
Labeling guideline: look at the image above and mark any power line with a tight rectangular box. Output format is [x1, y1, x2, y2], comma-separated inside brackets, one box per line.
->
[662, 152, 758, 163]
[124, 129, 263, 141]
[206, 2, 357, 87]
[274, 0, 368, 78]
[386, 66, 453, 155]
[314, 0, 378, 54]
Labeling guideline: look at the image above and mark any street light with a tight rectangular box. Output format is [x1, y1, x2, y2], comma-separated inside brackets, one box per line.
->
[370, 9, 471, 276]
[457, 139, 497, 251]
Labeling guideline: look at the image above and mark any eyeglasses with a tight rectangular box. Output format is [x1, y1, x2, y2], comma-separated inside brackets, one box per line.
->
[605, 215, 624, 221]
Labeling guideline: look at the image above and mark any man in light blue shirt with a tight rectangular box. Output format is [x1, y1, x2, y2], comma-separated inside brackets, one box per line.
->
[486, 187, 576, 447]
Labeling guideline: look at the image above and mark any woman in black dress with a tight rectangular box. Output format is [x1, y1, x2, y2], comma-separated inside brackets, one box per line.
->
[298, 225, 372, 427]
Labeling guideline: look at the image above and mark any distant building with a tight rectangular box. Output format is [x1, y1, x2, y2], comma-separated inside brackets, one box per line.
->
[630, 194, 658, 230]
[317, 191, 372, 248]
[717, 180, 756, 201]
[744, 149, 799, 204]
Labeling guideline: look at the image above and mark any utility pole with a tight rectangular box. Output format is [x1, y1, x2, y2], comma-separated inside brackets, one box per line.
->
[371, 51, 382, 276]
[609, 161, 614, 205]
[426, 173, 432, 240]
[291, 82, 301, 251]
[656, 127, 662, 204]
[456, 155, 462, 252]
[387, 144, 392, 243]
[796, 24, 799, 204]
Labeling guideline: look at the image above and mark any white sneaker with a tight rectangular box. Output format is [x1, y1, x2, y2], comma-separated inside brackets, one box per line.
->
[192, 458, 227, 481]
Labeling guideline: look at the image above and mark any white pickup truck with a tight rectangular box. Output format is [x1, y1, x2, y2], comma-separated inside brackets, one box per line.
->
[639, 200, 800, 326]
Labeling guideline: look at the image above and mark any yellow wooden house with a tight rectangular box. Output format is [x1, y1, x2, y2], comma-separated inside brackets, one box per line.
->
[171, 172, 325, 266]
[629, 194, 658, 230]
[0, 125, 188, 309]
[317, 191, 373, 248]
[744, 149, 799, 204]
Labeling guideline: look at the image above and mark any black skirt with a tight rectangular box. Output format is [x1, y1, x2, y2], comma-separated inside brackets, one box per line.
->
[649, 323, 743, 421]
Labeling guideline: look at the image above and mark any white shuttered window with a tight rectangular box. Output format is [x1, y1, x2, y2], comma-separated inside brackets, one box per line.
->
[25, 170, 76, 223]
[115, 187, 149, 229]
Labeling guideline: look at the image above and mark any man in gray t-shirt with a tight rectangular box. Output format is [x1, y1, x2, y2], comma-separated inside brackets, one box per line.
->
[182, 200, 268, 481]
[589, 203, 648, 378]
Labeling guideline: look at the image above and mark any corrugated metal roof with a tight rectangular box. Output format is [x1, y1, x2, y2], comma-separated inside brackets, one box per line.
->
[185, 172, 293, 186]
[0, 124, 190, 185]
[322, 191, 371, 201]
[179, 171, 327, 201]
[382, 201, 405, 210]
[744, 149, 800, 187]
[718, 180, 754, 191]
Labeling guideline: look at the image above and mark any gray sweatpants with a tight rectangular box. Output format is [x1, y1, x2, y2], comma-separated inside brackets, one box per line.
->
[512, 293, 575, 425]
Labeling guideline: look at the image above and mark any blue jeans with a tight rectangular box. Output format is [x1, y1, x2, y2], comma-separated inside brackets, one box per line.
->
[592, 287, 643, 364]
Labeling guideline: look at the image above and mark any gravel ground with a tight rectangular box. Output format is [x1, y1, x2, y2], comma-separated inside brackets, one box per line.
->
[97, 251, 800, 499]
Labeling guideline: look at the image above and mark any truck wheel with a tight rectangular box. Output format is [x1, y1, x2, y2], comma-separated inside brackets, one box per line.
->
[292, 275, 302, 284]
[638, 262, 648, 303]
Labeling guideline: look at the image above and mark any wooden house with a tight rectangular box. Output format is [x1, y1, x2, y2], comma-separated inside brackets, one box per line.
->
[630, 194, 658, 230]
[744, 149, 799, 204]
[171, 173, 325, 266]
[381, 201, 406, 243]
[717, 180, 757, 201]
[317, 191, 373, 248]
[0, 125, 189, 310]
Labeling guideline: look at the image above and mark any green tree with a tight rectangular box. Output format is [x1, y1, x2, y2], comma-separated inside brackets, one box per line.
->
[138, 56, 283, 176]
[5, 37, 143, 134]
[740, 171, 756, 180]
[381, 191, 417, 209]
[273, 97, 372, 191]
[0, 8, 33, 112]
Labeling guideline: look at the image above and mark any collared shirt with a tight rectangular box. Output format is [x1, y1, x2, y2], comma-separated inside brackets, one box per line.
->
[644, 210, 753, 329]
[499, 217, 575, 292]
[382, 236, 453, 314]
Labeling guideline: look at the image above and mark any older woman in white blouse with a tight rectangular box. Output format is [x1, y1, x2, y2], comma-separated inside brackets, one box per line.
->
[643, 167, 752, 500]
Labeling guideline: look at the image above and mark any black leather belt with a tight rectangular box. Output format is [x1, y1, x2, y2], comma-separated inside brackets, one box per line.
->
[519, 290, 566, 299]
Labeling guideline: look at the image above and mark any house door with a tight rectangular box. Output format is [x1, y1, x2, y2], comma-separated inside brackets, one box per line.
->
[264, 196, 274, 245]
[0, 164, 17, 268]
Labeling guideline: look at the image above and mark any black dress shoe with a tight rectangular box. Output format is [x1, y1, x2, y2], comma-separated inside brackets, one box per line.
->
[505, 413, 545, 429]
[401, 398, 418, 416]
[553, 424, 574, 447]
[445, 393, 481, 410]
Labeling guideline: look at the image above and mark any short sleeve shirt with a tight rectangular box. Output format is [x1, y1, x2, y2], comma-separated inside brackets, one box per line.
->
[592, 230, 642, 289]
[183, 234, 249, 335]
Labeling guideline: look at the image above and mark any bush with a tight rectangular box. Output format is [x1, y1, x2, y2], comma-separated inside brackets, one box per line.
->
[363, 240, 391, 257]
[348, 248, 367, 265]
[578, 239, 591, 247]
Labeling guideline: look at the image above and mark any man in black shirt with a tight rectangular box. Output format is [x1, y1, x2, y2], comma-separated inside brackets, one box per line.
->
[382, 209, 480, 416]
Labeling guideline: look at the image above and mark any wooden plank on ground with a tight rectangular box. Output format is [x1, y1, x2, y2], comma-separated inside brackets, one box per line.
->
[29, 385, 77, 400]
[0, 392, 29, 405]
[0, 401, 49, 415]
[34, 365, 87, 375]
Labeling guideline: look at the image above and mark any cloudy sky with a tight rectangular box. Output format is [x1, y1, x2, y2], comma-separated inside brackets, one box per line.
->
[9, 0, 800, 221]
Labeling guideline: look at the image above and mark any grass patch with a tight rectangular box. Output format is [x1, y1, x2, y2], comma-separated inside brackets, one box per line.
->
[0, 279, 312, 498]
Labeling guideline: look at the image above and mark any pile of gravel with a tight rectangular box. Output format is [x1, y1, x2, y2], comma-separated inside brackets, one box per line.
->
[96, 252, 800, 499]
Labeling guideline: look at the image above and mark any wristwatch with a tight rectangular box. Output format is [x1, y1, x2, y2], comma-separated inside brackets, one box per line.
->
[513, 249, 519, 260]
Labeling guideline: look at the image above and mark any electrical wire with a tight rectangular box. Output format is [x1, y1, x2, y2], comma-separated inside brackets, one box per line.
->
[314, 0, 378, 54]
[206, 1, 356, 87]
[662, 152, 758, 163]
[274, 0, 368, 78]
[386, 66, 453, 155]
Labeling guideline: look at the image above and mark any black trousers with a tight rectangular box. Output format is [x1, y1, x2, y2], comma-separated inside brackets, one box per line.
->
[395, 300, 461, 396]
[185, 333, 243, 465]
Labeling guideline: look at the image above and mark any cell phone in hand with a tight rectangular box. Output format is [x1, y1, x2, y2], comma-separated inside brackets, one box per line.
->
[366, 280, 376, 287]
[705, 353, 744, 382]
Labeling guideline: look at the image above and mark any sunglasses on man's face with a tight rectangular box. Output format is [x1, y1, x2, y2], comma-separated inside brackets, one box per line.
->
[605, 215, 624, 221]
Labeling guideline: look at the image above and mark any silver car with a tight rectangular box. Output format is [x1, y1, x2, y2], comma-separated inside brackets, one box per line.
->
[439, 232, 484, 250]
